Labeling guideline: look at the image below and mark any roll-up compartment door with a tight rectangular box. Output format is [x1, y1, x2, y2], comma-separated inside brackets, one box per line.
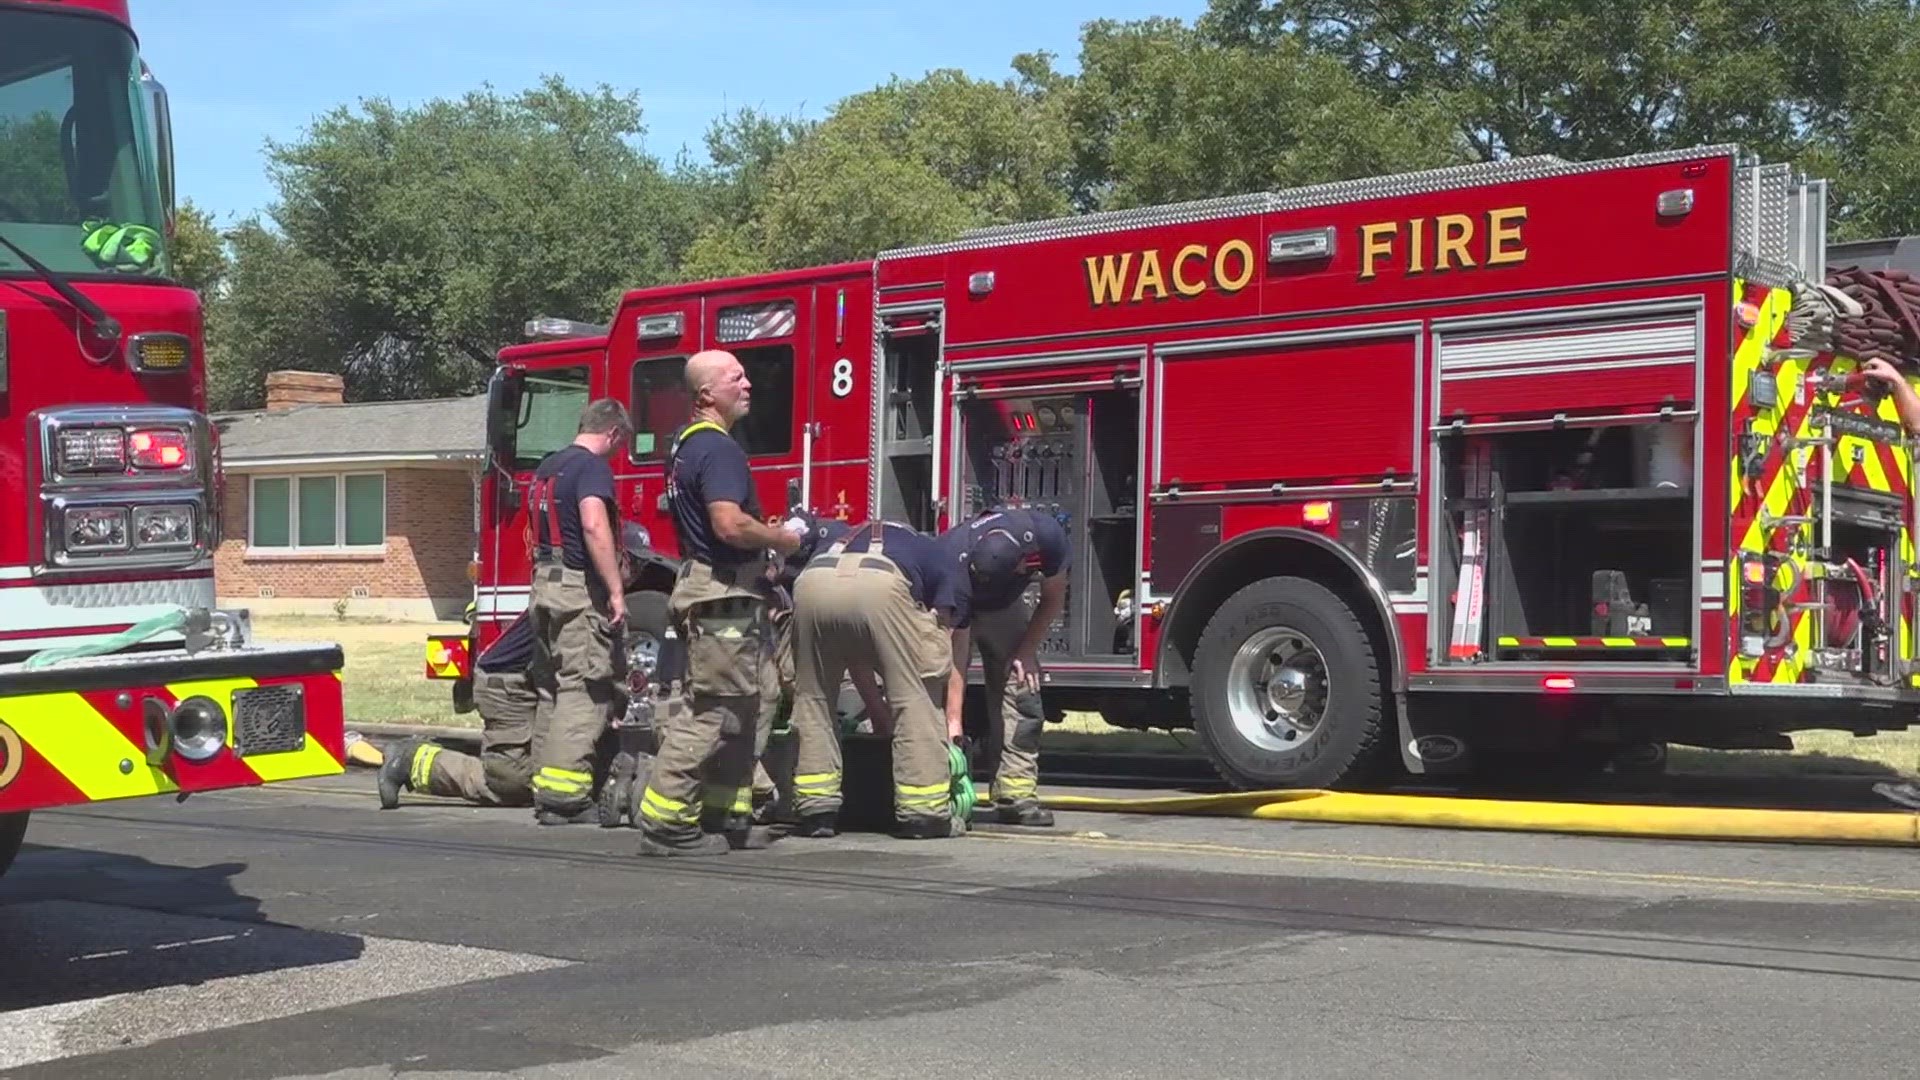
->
[1437, 313, 1698, 421]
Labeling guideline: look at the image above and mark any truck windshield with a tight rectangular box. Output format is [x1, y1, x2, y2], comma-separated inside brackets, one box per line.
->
[0, 8, 169, 279]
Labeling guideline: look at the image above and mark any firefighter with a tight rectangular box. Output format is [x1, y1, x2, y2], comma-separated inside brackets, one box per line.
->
[940, 507, 1070, 827]
[1860, 359, 1920, 811]
[1862, 358, 1920, 436]
[788, 520, 969, 838]
[752, 517, 894, 823]
[524, 398, 634, 826]
[378, 611, 539, 809]
[637, 349, 803, 857]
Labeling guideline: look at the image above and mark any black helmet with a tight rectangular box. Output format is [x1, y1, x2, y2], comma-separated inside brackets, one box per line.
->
[785, 514, 850, 574]
[966, 527, 1026, 587]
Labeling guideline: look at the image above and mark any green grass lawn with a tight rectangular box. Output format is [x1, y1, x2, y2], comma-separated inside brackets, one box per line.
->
[258, 615, 1920, 779]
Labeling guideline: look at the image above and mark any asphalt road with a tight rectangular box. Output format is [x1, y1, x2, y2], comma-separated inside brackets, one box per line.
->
[4, 772, 1920, 1079]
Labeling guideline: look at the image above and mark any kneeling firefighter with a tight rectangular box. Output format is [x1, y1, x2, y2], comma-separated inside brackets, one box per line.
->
[380, 523, 651, 811]
[788, 520, 974, 839]
[378, 611, 541, 809]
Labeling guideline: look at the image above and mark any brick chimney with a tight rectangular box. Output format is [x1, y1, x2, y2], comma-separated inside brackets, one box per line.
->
[264, 370, 345, 411]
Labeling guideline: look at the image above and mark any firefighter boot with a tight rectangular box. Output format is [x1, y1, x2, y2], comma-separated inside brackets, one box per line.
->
[789, 811, 837, 838]
[377, 738, 428, 809]
[988, 800, 1055, 828]
[893, 812, 967, 840]
[637, 829, 731, 857]
[536, 806, 597, 826]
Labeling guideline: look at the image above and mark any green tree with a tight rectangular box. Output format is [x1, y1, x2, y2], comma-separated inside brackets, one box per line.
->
[1198, 0, 1882, 165]
[0, 112, 66, 222]
[169, 199, 228, 297]
[677, 107, 814, 280]
[714, 69, 1074, 270]
[1060, 16, 1467, 211]
[223, 75, 696, 403]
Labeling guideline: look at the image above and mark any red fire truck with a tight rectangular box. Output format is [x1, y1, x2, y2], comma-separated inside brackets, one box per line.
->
[433, 142, 1920, 793]
[0, 0, 347, 877]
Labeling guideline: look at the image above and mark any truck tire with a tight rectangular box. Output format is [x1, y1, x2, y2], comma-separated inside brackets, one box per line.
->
[0, 811, 27, 879]
[1191, 576, 1385, 791]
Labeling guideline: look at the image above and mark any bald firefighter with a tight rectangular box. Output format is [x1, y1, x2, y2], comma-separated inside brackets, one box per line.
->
[788, 520, 970, 839]
[637, 350, 802, 857]
[940, 507, 1069, 827]
[525, 398, 633, 826]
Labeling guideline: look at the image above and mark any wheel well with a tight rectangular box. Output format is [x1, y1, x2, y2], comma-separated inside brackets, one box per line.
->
[1157, 532, 1400, 692]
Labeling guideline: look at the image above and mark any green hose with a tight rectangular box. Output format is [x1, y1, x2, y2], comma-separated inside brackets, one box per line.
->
[948, 743, 977, 823]
[22, 609, 190, 670]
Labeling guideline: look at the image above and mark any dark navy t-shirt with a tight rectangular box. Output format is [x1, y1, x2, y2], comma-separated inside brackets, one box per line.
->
[531, 445, 616, 571]
[835, 522, 970, 626]
[939, 507, 1071, 612]
[476, 613, 534, 674]
[669, 426, 761, 567]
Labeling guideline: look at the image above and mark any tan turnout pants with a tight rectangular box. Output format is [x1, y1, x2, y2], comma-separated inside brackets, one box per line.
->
[416, 670, 540, 806]
[969, 599, 1045, 806]
[639, 560, 776, 840]
[789, 551, 954, 830]
[528, 563, 624, 814]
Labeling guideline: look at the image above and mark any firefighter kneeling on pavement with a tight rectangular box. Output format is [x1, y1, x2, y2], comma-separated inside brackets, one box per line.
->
[377, 521, 649, 811]
[379, 611, 541, 809]
[787, 520, 983, 839]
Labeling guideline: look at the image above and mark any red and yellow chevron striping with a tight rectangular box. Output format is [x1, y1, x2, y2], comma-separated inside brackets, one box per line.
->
[424, 635, 469, 680]
[1727, 278, 1918, 687]
[0, 669, 345, 813]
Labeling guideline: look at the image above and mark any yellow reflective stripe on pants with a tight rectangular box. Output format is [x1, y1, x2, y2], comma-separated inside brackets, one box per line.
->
[897, 780, 950, 813]
[993, 778, 1037, 801]
[532, 766, 592, 797]
[640, 786, 699, 826]
[410, 744, 442, 792]
[702, 784, 750, 815]
[794, 771, 841, 796]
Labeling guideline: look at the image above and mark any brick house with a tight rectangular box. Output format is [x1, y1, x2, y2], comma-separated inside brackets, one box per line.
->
[212, 371, 486, 621]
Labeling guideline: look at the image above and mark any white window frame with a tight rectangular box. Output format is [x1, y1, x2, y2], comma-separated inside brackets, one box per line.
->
[247, 470, 387, 554]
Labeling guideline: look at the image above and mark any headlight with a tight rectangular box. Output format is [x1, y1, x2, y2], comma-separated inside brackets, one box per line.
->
[58, 427, 127, 474]
[169, 696, 227, 762]
[133, 504, 195, 548]
[65, 506, 129, 551]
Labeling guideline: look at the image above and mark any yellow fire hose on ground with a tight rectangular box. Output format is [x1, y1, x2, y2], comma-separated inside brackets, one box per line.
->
[1034, 789, 1920, 847]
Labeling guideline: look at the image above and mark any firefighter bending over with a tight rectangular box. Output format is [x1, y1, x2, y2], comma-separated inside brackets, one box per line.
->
[788, 520, 970, 839]
[941, 508, 1069, 827]
[526, 398, 634, 826]
[752, 517, 891, 824]
[638, 349, 802, 857]
[378, 612, 540, 809]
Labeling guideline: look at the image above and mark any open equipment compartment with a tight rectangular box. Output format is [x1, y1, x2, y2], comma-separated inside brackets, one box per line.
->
[875, 323, 940, 532]
[1436, 418, 1698, 665]
[955, 384, 1142, 662]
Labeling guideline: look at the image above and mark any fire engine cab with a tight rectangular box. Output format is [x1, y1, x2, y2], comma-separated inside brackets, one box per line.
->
[444, 144, 1920, 793]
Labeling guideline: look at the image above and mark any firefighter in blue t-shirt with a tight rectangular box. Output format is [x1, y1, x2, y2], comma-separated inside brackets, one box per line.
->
[378, 612, 540, 808]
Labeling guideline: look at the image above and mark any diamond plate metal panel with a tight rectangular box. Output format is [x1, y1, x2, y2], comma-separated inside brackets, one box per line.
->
[40, 575, 212, 611]
[880, 145, 1739, 260]
[1756, 162, 1793, 267]
[232, 683, 307, 757]
[1733, 164, 1756, 262]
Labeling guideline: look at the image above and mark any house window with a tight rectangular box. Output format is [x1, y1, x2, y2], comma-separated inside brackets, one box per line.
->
[249, 472, 386, 552]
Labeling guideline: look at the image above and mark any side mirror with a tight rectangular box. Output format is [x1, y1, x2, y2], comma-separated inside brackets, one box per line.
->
[139, 64, 176, 228]
[485, 367, 521, 458]
[786, 477, 802, 513]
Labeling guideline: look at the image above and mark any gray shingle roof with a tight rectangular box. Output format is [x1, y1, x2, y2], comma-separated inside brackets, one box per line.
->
[213, 395, 487, 464]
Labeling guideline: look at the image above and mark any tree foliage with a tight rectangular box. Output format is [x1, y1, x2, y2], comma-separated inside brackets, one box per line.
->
[198, 2, 1920, 407]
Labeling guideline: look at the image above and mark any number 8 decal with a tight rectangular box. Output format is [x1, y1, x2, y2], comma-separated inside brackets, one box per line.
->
[831, 357, 855, 398]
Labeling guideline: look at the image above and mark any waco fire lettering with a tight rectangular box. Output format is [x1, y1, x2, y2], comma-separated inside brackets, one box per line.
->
[1084, 240, 1256, 307]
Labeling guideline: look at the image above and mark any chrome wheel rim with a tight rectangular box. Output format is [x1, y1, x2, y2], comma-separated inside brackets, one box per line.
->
[1226, 626, 1330, 752]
